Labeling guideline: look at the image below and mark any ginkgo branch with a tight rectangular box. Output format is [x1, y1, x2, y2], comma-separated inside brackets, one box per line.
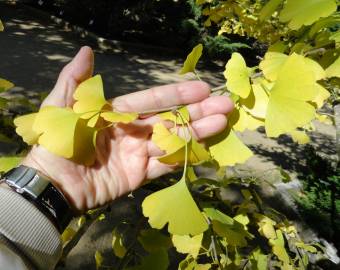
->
[304, 47, 326, 57]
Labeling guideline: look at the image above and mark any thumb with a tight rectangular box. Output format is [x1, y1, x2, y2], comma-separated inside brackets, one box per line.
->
[42, 46, 94, 107]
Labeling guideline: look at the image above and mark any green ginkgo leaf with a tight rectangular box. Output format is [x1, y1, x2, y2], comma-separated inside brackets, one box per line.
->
[112, 229, 127, 258]
[259, 0, 284, 21]
[127, 249, 169, 270]
[0, 157, 23, 173]
[73, 75, 108, 118]
[33, 106, 80, 158]
[179, 44, 203, 75]
[142, 176, 208, 235]
[224, 53, 251, 98]
[14, 113, 40, 145]
[250, 248, 268, 270]
[138, 229, 172, 253]
[172, 234, 203, 258]
[95, 251, 104, 270]
[204, 208, 252, 247]
[208, 128, 253, 167]
[279, 0, 337, 30]
[0, 78, 14, 93]
[61, 227, 76, 243]
[101, 111, 138, 124]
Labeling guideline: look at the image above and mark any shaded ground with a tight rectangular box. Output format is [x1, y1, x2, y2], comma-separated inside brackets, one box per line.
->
[0, 2, 338, 269]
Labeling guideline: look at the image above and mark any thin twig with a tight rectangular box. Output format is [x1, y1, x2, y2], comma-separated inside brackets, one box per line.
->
[138, 105, 182, 116]
[304, 47, 326, 57]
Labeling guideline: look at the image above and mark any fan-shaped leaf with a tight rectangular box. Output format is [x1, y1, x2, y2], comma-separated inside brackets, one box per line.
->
[179, 44, 203, 75]
[142, 176, 208, 235]
[224, 53, 251, 98]
[279, 0, 337, 30]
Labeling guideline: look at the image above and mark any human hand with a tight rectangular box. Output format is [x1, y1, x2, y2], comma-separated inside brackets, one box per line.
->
[22, 46, 234, 211]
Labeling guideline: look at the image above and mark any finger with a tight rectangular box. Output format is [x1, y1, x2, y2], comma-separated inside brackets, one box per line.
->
[147, 114, 228, 157]
[187, 95, 233, 121]
[133, 95, 233, 128]
[42, 46, 94, 107]
[146, 157, 177, 180]
[112, 81, 210, 113]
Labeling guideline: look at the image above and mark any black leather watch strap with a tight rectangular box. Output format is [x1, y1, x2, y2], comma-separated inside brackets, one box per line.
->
[2, 165, 73, 232]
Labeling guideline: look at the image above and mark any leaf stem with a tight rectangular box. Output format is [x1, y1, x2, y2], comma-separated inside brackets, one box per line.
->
[177, 111, 189, 177]
[194, 70, 202, 81]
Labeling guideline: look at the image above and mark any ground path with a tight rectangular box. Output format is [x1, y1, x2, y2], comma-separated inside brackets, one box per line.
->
[0, 2, 337, 268]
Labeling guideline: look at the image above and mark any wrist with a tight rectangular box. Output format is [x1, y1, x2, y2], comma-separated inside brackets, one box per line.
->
[2, 165, 74, 232]
[22, 146, 85, 213]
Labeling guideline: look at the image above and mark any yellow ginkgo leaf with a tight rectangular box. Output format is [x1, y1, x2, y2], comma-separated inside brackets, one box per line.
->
[229, 107, 264, 132]
[0, 78, 14, 93]
[312, 84, 330, 109]
[71, 119, 97, 165]
[279, 0, 337, 30]
[265, 53, 318, 137]
[73, 75, 108, 118]
[142, 176, 208, 235]
[259, 52, 288, 82]
[224, 53, 251, 98]
[207, 128, 253, 167]
[101, 111, 138, 124]
[255, 214, 277, 240]
[290, 130, 310, 144]
[158, 138, 210, 165]
[172, 234, 203, 258]
[304, 57, 326, 81]
[152, 123, 209, 165]
[87, 113, 100, 128]
[152, 123, 186, 153]
[159, 107, 190, 124]
[33, 106, 80, 158]
[14, 113, 40, 145]
[241, 82, 269, 119]
[0, 20, 4, 31]
[316, 113, 333, 125]
[326, 56, 340, 78]
[179, 44, 203, 75]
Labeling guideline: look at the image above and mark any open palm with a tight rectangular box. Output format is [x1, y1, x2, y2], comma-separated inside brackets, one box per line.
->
[23, 47, 233, 211]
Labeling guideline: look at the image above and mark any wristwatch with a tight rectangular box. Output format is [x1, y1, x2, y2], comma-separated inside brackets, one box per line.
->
[1, 165, 74, 232]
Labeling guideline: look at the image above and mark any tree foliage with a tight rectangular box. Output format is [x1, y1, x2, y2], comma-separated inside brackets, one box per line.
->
[6, 0, 340, 269]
